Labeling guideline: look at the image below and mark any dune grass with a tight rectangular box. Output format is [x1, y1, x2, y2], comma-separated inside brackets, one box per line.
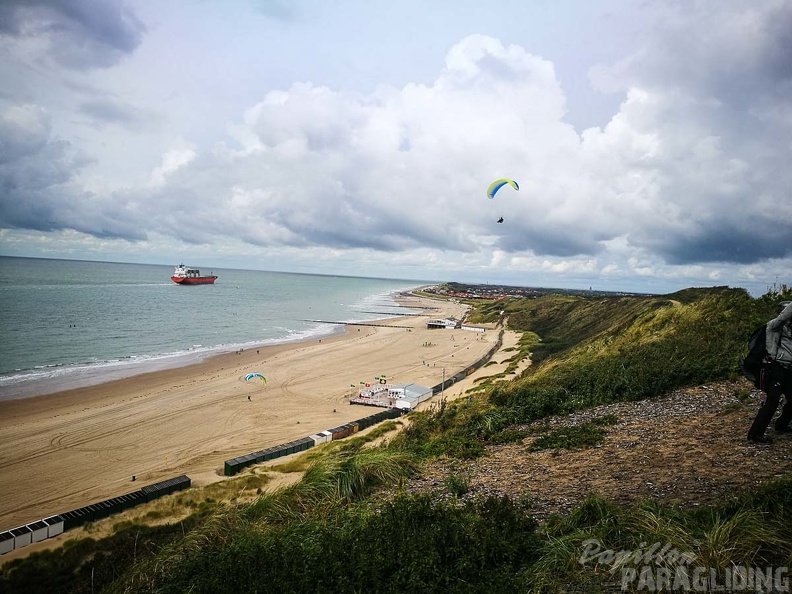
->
[393, 286, 790, 453]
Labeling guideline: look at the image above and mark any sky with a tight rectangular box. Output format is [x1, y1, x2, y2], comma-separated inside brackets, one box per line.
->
[0, 1, 790, 296]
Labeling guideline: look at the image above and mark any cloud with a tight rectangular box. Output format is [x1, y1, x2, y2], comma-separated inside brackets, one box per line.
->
[0, 103, 147, 241]
[2, 2, 792, 292]
[149, 146, 197, 187]
[77, 97, 149, 127]
[0, 0, 146, 69]
[250, 0, 297, 21]
[0, 105, 83, 211]
[0, 103, 50, 164]
[588, 0, 792, 265]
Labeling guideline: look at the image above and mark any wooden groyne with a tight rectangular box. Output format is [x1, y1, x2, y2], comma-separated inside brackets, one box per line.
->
[301, 319, 415, 329]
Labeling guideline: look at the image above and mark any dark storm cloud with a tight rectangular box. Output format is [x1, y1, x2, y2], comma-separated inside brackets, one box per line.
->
[0, 103, 147, 241]
[497, 225, 606, 258]
[0, 136, 89, 231]
[0, 0, 146, 69]
[598, 1, 792, 268]
[602, 2, 792, 105]
[639, 220, 792, 265]
[0, 106, 49, 164]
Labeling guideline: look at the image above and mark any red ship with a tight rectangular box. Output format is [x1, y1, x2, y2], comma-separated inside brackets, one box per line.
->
[170, 264, 218, 285]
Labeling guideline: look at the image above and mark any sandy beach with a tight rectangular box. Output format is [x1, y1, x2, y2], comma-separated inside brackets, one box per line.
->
[0, 295, 500, 531]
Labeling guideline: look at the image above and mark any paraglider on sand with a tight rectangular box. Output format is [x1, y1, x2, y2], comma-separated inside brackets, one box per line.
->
[244, 372, 266, 384]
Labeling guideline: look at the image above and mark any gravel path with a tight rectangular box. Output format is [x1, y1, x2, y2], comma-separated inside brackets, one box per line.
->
[398, 380, 792, 520]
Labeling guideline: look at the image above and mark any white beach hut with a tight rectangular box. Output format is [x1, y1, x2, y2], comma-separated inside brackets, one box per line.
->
[27, 520, 49, 543]
[44, 515, 64, 538]
[0, 531, 14, 555]
[10, 526, 32, 549]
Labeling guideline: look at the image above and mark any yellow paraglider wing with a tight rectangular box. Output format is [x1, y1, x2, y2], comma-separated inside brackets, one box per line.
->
[486, 178, 519, 199]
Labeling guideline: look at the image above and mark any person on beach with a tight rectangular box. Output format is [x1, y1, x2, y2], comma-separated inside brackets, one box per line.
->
[747, 300, 792, 445]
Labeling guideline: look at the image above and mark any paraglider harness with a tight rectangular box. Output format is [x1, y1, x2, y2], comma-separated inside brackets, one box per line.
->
[739, 323, 782, 390]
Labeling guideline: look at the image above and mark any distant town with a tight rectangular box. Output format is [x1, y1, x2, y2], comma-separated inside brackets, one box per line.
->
[422, 282, 650, 300]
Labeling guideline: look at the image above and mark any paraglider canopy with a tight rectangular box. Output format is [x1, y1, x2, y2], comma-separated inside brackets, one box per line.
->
[487, 178, 519, 199]
[244, 372, 267, 384]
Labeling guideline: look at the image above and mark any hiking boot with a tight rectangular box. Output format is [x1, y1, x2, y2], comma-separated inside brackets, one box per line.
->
[775, 425, 792, 434]
[748, 435, 773, 445]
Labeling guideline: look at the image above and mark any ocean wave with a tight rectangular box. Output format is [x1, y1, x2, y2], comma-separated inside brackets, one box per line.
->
[0, 322, 347, 399]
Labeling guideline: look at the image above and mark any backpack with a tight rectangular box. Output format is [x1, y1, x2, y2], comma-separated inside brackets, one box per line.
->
[739, 324, 769, 388]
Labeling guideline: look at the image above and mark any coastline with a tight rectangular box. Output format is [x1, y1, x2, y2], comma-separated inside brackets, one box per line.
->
[0, 266, 430, 403]
[0, 294, 498, 531]
[0, 323, 350, 402]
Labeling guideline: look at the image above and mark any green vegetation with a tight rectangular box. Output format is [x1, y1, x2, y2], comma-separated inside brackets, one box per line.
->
[528, 415, 618, 452]
[397, 285, 787, 449]
[3, 284, 791, 593]
[445, 469, 471, 497]
[123, 494, 542, 594]
[525, 475, 792, 591]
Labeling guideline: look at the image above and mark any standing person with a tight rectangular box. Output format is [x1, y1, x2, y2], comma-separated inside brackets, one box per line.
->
[747, 300, 792, 445]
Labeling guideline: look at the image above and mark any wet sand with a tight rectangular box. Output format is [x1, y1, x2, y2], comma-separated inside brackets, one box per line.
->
[0, 295, 499, 530]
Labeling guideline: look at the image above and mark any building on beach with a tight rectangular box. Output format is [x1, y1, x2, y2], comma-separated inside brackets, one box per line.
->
[426, 318, 459, 329]
[349, 382, 433, 410]
[390, 383, 433, 410]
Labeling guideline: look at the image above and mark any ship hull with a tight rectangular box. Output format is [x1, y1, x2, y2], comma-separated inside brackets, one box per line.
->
[170, 276, 217, 285]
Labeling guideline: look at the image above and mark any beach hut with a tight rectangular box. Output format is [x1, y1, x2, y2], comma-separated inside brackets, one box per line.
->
[43, 515, 64, 538]
[328, 425, 348, 440]
[27, 520, 49, 543]
[77, 505, 97, 523]
[171, 475, 191, 493]
[124, 491, 145, 509]
[0, 531, 14, 555]
[60, 510, 83, 531]
[141, 481, 166, 503]
[92, 502, 110, 520]
[356, 416, 372, 431]
[309, 433, 327, 445]
[294, 436, 314, 452]
[268, 445, 290, 460]
[116, 494, 135, 511]
[224, 457, 243, 476]
[10, 526, 32, 549]
[100, 497, 123, 516]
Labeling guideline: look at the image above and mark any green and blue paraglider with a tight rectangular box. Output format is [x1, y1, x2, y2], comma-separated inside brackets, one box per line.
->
[244, 372, 267, 385]
[487, 178, 519, 199]
[487, 178, 519, 223]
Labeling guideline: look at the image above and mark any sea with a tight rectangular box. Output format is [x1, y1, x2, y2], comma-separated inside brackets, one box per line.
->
[0, 257, 432, 401]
